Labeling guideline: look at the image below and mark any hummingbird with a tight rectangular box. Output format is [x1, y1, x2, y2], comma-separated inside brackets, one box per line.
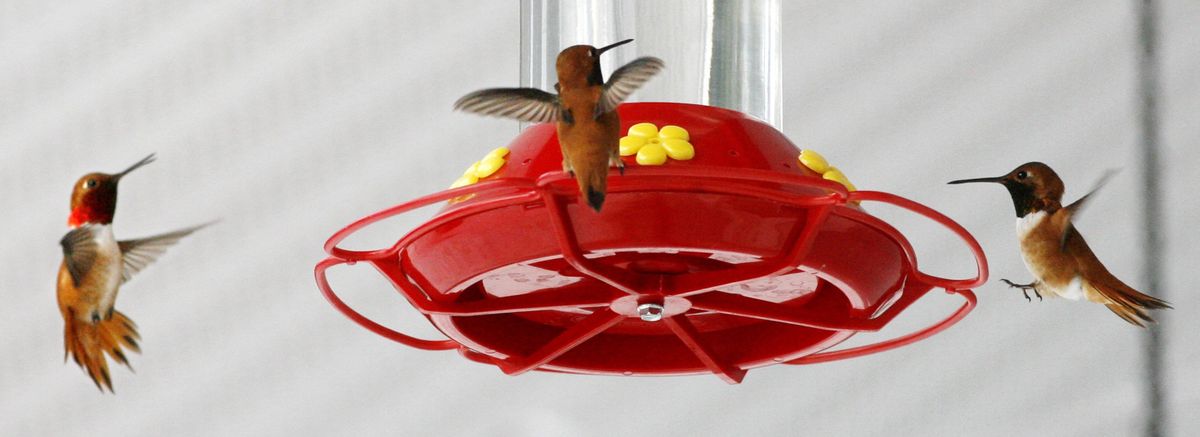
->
[58, 154, 208, 391]
[949, 162, 1171, 327]
[454, 38, 665, 212]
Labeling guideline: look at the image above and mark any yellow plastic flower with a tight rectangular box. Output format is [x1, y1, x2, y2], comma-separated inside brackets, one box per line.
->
[798, 149, 830, 174]
[797, 149, 857, 193]
[448, 147, 509, 203]
[619, 123, 695, 166]
[450, 147, 509, 188]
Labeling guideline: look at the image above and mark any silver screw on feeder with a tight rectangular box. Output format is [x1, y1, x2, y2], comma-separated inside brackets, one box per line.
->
[637, 303, 665, 322]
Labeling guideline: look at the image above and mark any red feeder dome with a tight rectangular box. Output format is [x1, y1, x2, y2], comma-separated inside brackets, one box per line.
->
[315, 102, 988, 383]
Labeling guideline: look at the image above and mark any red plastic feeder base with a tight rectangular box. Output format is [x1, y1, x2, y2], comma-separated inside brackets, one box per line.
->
[315, 103, 988, 384]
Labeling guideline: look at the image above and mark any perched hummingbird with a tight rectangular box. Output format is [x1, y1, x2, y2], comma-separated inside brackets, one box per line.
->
[58, 154, 208, 391]
[949, 162, 1171, 326]
[454, 38, 664, 212]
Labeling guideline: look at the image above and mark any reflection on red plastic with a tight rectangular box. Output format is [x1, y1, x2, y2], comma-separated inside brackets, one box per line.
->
[314, 103, 988, 383]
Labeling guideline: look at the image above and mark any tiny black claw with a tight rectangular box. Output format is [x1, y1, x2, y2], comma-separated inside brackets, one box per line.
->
[1022, 289, 1031, 302]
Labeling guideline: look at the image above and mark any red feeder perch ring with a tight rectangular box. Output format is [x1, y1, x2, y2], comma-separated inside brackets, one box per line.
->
[314, 103, 988, 384]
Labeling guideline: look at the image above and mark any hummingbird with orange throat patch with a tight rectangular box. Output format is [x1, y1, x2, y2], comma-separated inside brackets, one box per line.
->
[454, 38, 664, 212]
[58, 154, 208, 391]
[949, 162, 1171, 326]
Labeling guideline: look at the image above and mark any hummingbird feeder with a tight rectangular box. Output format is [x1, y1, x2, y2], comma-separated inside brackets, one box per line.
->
[314, 102, 987, 383]
[316, 1, 987, 383]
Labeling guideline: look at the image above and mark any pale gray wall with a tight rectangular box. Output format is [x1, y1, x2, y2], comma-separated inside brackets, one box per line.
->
[1, 1, 1196, 436]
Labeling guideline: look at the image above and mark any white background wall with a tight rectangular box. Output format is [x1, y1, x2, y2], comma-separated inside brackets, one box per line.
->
[1, 1, 1196, 436]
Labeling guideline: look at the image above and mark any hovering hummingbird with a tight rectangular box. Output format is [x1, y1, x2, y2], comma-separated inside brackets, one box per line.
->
[454, 38, 664, 212]
[949, 162, 1171, 326]
[58, 154, 208, 391]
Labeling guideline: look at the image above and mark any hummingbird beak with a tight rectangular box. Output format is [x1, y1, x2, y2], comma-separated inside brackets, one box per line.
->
[595, 38, 634, 56]
[114, 153, 157, 181]
[948, 175, 1008, 185]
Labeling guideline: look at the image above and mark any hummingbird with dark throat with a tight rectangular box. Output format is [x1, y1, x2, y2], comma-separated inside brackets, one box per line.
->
[454, 38, 665, 212]
[58, 154, 209, 391]
[949, 162, 1171, 327]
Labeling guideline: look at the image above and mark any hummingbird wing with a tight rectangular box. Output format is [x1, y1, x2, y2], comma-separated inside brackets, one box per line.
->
[595, 57, 665, 118]
[453, 88, 560, 123]
[60, 226, 100, 287]
[1059, 169, 1118, 250]
[117, 223, 209, 284]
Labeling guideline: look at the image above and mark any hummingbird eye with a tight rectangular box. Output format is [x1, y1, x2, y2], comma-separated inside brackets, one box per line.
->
[84, 179, 97, 189]
[1016, 171, 1028, 180]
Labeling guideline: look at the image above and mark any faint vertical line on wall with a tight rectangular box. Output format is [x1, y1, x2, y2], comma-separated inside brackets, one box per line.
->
[1135, 0, 1166, 436]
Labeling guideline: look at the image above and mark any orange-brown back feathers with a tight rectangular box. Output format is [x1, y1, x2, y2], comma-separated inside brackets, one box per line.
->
[556, 88, 621, 212]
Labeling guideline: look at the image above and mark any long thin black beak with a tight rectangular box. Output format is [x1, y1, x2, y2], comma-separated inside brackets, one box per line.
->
[947, 176, 1005, 185]
[115, 153, 156, 180]
[595, 38, 634, 56]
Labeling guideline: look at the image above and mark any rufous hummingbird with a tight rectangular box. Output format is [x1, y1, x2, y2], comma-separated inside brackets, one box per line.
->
[949, 162, 1171, 326]
[454, 38, 664, 212]
[58, 154, 208, 391]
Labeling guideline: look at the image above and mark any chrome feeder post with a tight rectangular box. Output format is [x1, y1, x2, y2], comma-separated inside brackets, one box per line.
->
[519, 0, 781, 126]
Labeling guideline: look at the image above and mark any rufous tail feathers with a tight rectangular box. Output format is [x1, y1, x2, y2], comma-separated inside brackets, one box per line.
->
[1088, 273, 1172, 327]
[64, 309, 140, 392]
[573, 153, 611, 212]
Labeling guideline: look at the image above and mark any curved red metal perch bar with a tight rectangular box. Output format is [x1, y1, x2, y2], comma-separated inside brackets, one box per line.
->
[786, 289, 977, 365]
[315, 257, 458, 351]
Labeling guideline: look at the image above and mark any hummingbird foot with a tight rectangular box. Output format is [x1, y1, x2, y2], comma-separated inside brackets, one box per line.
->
[1001, 279, 1043, 302]
[610, 155, 625, 176]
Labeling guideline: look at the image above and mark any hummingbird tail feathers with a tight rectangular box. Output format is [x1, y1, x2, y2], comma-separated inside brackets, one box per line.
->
[585, 186, 606, 212]
[573, 158, 609, 212]
[1088, 275, 1172, 327]
[64, 310, 140, 392]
